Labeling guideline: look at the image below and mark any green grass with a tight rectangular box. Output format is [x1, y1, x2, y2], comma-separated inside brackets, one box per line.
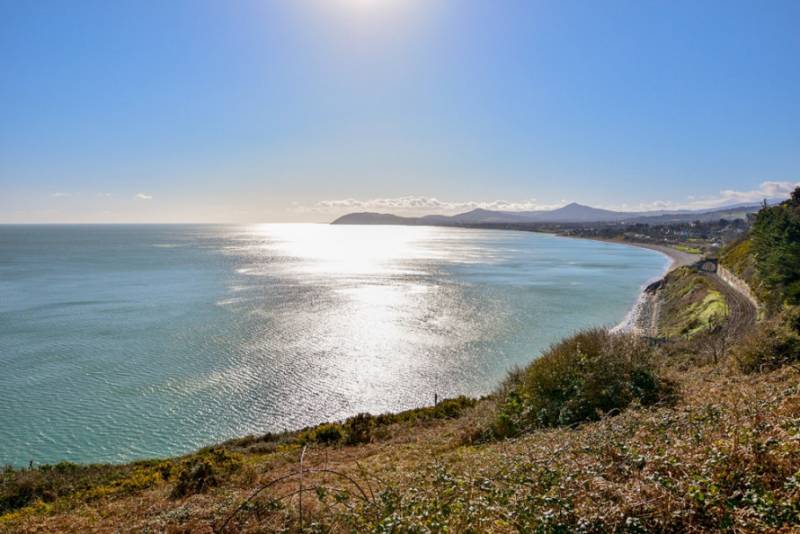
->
[689, 290, 729, 334]
[674, 244, 703, 254]
[657, 267, 729, 338]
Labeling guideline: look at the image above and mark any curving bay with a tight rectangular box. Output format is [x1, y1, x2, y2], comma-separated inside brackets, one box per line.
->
[0, 224, 668, 466]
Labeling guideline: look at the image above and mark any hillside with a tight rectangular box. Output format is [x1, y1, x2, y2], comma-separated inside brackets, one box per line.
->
[655, 266, 730, 338]
[331, 202, 764, 226]
[3, 192, 800, 533]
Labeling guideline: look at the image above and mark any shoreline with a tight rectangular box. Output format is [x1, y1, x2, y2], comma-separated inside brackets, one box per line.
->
[597, 239, 701, 335]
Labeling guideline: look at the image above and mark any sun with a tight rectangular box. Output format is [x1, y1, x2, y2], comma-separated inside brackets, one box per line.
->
[341, 0, 395, 10]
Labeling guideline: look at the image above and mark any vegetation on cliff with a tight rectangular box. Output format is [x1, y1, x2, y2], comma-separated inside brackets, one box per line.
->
[656, 267, 729, 338]
[720, 238, 755, 284]
[492, 329, 670, 437]
[749, 189, 800, 308]
[721, 188, 800, 310]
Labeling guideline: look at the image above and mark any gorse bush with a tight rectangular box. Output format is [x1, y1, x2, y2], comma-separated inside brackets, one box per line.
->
[493, 329, 669, 437]
[311, 423, 344, 445]
[171, 459, 217, 499]
[1, 460, 168, 516]
[298, 397, 479, 447]
[170, 448, 241, 499]
[0, 467, 56, 514]
[344, 413, 374, 445]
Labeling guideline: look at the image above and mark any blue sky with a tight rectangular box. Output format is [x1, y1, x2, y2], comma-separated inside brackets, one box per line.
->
[1, 0, 799, 222]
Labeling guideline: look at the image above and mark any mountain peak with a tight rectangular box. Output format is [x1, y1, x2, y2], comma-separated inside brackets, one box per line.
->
[558, 202, 590, 210]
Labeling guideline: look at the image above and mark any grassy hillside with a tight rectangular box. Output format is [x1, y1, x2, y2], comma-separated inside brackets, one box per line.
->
[720, 238, 754, 282]
[3, 192, 800, 533]
[656, 267, 729, 338]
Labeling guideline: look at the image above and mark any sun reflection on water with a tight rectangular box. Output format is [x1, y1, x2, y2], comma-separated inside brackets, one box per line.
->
[249, 223, 446, 276]
[207, 223, 669, 435]
[226, 223, 499, 407]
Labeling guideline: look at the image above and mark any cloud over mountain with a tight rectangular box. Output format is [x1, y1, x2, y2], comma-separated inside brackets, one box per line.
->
[307, 181, 800, 216]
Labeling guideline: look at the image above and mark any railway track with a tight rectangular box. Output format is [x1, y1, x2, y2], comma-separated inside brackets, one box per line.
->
[701, 271, 757, 338]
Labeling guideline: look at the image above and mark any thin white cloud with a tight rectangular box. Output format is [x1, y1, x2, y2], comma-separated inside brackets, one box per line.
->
[134, 193, 153, 200]
[50, 192, 71, 198]
[298, 196, 555, 215]
[692, 180, 800, 209]
[614, 181, 800, 212]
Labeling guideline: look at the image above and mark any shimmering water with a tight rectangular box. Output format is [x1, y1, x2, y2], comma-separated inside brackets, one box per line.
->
[0, 224, 667, 466]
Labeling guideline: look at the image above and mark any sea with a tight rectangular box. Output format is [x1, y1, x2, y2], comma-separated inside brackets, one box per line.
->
[0, 224, 668, 466]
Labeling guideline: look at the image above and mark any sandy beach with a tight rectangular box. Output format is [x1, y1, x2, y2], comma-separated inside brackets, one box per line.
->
[616, 241, 701, 271]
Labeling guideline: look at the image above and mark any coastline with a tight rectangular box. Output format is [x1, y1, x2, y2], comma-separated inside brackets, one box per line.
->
[2, 228, 698, 467]
[600, 240, 701, 335]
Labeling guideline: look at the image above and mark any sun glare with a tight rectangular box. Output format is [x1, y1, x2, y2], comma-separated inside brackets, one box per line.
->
[348, 0, 387, 8]
[336, 0, 403, 13]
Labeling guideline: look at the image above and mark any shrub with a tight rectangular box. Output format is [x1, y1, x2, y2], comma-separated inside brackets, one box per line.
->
[375, 396, 477, 427]
[171, 459, 217, 499]
[0, 469, 46, 513]
[344, 413, 374, 445]
[734, 315, 800, 373]
[0, 461, 169, 515]
[493, 329, 668, 437]
[430, 396, 475, 419]
[312, 423, 344, 445]
[786, 305, 800, 333]
[170, 448, 241, 499]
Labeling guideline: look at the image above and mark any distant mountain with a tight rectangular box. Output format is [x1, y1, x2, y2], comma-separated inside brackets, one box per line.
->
[330, 212, 419, 225]
[531, 202, 629, 223]
[448, 208, 537, 224]
[331, 201, 764, 226]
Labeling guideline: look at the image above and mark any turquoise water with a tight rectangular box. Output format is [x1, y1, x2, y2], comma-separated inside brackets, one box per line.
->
[0, 224, 668, 466]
